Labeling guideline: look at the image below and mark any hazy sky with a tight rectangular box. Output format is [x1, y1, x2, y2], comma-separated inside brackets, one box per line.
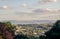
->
[0, 0, 60, 21]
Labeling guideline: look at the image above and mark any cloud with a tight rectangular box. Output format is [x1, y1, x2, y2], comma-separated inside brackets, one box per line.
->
[32, 8, 59, 13]
[32, 9, 48, 13]
[0, 0, 3, 2]
[2, 5, 8, 9]
[38, 0, 57, 3]
[21, 3, 28, 8]
[0, 0, 7, 2]
[0, 5, 9, 10]
[0, 13, 60, 21]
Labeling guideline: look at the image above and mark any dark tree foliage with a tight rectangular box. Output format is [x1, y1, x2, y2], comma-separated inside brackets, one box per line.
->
[39, 35, 46, 39]
[45, 20, 60, 39]
[4, 22, 15, 37]
[14, 34, 29, 39]
[0, 22, 13, 39]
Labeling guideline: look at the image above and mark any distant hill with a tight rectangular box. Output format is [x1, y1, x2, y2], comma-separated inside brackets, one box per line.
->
[0, 20, 56, 24]
[8, 20, 56, 25]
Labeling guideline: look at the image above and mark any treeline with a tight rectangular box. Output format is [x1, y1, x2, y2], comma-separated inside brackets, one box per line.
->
[0, 22, 13, 39]
[0, 20, 60, 39]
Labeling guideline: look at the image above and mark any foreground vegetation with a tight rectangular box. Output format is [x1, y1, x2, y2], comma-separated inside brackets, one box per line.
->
[0, 20, 60, 39]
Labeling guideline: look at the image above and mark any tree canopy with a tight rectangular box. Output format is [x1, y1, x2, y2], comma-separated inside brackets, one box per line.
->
[45, 20, 60, 39]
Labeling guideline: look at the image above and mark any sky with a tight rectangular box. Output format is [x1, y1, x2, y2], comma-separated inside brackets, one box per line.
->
[0, 0, 60, 21]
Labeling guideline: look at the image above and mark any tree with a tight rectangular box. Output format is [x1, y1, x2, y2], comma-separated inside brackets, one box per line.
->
[4, 22, 16, 37]
[0, 22, 13, 39]
[45, 20, 60, 39]
[14, 34, 29, 39]
[39, 35, 46, 39]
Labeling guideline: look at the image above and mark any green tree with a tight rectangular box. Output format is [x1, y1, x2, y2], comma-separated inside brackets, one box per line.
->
[45, 20, 60, 39]
[4, 22, 16, 37]
[4, 22, 12, 28]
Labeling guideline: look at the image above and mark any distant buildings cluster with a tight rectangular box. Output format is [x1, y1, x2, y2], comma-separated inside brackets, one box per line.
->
[14, 24, 53, 37]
